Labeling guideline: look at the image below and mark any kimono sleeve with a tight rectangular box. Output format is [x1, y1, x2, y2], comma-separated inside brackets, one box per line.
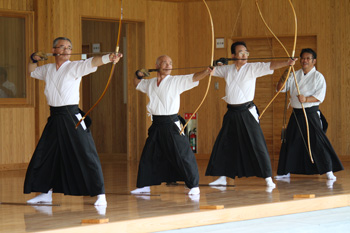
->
[212, 65, 228, 78]
[136, 79, 150, 94]
[253, 62, 274, 78]
[172, 74, 198, 94]
[313, 73, 326, 103]
[30, 65, 48, 81]
[71, 57, 98, 77]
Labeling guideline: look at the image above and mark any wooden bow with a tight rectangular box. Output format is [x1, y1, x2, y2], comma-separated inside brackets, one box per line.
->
[75, 0, 123, 129]
[180, 0, 214, 135]
[255, 0, 313, 163]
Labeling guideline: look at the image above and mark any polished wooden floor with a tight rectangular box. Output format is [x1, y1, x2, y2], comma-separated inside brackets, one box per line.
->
[0, 159, 349, 233]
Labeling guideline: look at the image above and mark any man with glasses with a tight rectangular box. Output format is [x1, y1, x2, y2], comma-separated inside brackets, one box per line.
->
[24, 37, 122, 207]
[205, 41, 295, 191]
[274, 48, 343, 186]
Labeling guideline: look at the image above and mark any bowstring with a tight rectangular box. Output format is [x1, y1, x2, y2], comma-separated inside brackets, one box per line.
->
[230, 0, 244, 39]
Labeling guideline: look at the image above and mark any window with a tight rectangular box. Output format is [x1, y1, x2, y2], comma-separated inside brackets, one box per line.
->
[0, 10, 34, 105]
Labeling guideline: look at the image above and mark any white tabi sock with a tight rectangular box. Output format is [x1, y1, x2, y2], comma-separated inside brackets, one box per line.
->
[274, 173, 290, 180]
[27, 190, 53, 204]
[265, 177, 276, 188]
[209, 176, 227, 186]
[326, 171, 336, 180]
[94, 194, 107, 206]
[188, 187, 200, 195]
[130, 186, 151, 194]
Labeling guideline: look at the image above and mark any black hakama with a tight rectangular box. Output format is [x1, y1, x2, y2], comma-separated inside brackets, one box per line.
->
[24, 105, 105, 196]
[277, 106, 343, 175]
[136, 114, 199, 189]
[206, 102, 272, 179]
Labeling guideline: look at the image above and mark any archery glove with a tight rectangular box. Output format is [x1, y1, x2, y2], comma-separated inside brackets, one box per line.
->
[213, 57, 228, 66]
[30, 51, 48, 63]
[135, 68, 150, 79]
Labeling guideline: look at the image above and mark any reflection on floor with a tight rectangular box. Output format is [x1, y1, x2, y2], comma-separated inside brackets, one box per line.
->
[0, 159, 349, 233]
[158, 206, 350, 233]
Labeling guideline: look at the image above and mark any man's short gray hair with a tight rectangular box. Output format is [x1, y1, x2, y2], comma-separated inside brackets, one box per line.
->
[156, 55, 170, 66]
[53, 37, 72, 48]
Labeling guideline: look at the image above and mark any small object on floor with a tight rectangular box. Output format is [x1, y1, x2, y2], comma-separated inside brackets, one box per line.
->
[0, 202, 60, 206]
[106, 193, 161, 196]
[199, 184, 235, 187]
[200, 205, 224, 210]
[81, 218, 109, 224]
[293, 194, 316, 199]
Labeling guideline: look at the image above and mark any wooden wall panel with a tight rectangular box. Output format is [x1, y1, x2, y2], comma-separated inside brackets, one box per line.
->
[145, 1, 181, 70]
[0, 108, 35, 169]
[0, 0, 33, 11]
[335, 0, 350, 156]
[127, 22, 147, 161]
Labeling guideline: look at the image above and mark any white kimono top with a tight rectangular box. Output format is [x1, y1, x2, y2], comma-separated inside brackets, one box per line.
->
[281, 67, 326, 109]
[30, 58, 97, 106]
[213, 62, 273, 104]
[136, 74, 198, 116]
